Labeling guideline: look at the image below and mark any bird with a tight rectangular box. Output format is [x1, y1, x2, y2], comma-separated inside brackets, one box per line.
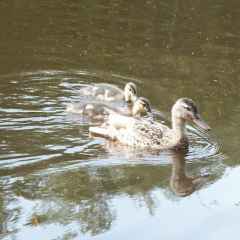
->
[66, 97, 152, 122]
[89, 98, 211, 150]
[78, 82, 138, 105]
[66, 82, 138, 117]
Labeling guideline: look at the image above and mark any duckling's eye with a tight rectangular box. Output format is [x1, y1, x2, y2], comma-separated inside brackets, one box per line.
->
[141, 103, 147, 108]
[184, 106, 191, 111]
[130, 87, 136, 94]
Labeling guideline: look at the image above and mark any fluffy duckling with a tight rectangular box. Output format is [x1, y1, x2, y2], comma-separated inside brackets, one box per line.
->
[89, 98, 211, 150]
[123, 82, 138, 104]
[131, 97, 152, 117]
[66, 97, 152, 121]
[78, 82, 137, 105]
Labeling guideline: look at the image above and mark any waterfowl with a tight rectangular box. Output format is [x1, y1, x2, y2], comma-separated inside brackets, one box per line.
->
[131, 97, 152, 117]
[89, 98, 211, 150]
[66, 97, 152, 121]
[78, 82, 137, 105]
[124, 82, 138, 105]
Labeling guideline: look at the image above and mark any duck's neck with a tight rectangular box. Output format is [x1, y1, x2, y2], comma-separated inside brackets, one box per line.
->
[171, 116, 186, 141]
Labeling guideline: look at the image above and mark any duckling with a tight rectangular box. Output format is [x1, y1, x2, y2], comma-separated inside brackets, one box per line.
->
[66, 97, 152, 122]
[123, 82, 138, 105]
[78, 82, 137, 105]
[89, 98, 211, 150]
[131, 97, 152, 117]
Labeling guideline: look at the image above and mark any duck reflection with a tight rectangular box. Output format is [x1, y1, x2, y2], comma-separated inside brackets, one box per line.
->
[170, 151, 209, 197]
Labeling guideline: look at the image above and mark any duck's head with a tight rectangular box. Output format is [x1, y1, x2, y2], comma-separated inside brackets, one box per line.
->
[124, 82, 137, 104]
[171, 98, 211, 131]
[132, 97, 152, 116]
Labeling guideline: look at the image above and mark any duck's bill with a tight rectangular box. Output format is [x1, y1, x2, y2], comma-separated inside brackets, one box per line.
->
[193, 116, 211, 131]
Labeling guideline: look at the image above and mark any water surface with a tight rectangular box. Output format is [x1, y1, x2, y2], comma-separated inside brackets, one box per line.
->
[0, 1, 240, 239]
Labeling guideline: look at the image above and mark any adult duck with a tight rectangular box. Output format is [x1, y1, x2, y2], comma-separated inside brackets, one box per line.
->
[89, 98, 211, 150]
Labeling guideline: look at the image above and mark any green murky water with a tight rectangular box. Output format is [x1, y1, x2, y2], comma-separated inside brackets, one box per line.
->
[0, 1, 240, 239]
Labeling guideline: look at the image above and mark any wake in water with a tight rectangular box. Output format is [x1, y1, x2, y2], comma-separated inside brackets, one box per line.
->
[0, 70, 225, 194]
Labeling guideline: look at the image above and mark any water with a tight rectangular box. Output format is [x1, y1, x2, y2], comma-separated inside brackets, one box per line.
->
[0, 1, 240, 239]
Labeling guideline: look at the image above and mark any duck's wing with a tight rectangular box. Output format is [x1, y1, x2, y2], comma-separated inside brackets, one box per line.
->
[89, 108, 135, 140]
[90, 118, 174, 148]
[104, 109, 135, 128]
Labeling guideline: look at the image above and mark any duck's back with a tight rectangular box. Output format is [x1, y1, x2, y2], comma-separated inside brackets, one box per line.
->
[109, 118, 172, 149]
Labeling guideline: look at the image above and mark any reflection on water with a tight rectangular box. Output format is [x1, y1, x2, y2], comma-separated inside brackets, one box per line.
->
[170, 152, 209, 197]
[0, 0, 240, 239]
[0, 71, 225, 239]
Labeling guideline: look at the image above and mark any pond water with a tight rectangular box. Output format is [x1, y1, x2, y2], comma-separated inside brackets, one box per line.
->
[1, 1, 240, 239]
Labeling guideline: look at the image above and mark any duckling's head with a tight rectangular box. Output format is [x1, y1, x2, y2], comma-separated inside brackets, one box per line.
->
[124, 82, 137, 104]
[172, 98, 211, 130]
[132, 97, 152, 116]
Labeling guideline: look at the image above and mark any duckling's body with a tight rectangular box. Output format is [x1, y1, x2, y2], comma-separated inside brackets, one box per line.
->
[79, 83, 123, 102]
[66, 97, 152, 122]
[66, 101, 112, 121]
[67, 82, 141, 120]
[89, 98, 210, 150]
[78, 82, 137, 104]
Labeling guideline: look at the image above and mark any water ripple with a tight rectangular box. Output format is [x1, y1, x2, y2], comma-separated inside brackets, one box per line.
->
[0, 70, 224, 173]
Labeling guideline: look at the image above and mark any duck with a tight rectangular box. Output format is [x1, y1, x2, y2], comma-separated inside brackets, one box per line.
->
[78, 82, 138, 105]
[66, 97, 152, 121]
[89, 98, 211, 150]
[67, 82, 138, 116]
